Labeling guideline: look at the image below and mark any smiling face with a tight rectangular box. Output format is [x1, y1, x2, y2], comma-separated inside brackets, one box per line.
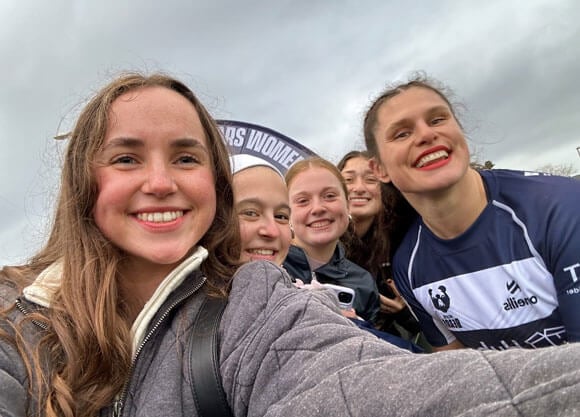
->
[340, 156, 381, 223]
[288, 166, 349, 261]
[371, 86, 470, 199]
[93, 86, 216, 274]
[233, 166, 292, 266]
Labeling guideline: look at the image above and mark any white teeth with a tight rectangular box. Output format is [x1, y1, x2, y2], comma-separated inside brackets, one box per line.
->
[416, 150, 449, 168]
[310, 220, 330, 228]
[137, 210, 184, 223]
[249, 249, 275, 255]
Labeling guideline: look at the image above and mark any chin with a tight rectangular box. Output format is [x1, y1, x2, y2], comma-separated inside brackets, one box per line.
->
[352, 209, 373, 219]
[311, 237, 339, 248]
[144, 248, 191, 265]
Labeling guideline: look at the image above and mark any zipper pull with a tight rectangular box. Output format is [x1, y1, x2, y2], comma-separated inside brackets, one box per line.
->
[113, 399, 123, 417]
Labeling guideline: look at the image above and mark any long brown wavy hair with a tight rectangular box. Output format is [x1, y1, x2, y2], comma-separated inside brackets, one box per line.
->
[0, 73, 240, 417]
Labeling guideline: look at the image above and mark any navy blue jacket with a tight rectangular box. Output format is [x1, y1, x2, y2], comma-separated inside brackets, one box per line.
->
[283, 244, 380, 323]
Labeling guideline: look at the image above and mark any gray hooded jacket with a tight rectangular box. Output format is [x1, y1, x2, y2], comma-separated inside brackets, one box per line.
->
[2, 258, 580, 416]
[222, 261, 580, 417]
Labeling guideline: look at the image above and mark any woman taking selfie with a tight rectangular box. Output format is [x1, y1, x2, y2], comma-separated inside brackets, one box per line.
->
[0, 73, 240, 416]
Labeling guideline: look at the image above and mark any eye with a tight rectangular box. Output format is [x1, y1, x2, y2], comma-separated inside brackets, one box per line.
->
[365, 176, 379, 184]
[112, 155, 138, 165]
[275, 212, 290, 223]
[293, 197, 309, 206]
[430, 116, 446, 125]
[343, 176, 354, 184]
[323, 192, 337, 200]
[393, 130, 411, 141]
[239, 209, 259, 218]
[175, 154, 201, 165]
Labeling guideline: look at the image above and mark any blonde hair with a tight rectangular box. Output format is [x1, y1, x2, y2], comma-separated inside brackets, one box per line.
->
[0, 73, 240, 417]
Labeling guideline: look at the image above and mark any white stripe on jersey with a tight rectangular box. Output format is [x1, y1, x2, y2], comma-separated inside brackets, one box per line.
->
[413, 257, 558, 331]
[492, 200, 545, 264]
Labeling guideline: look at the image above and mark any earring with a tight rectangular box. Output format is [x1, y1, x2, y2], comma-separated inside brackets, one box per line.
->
[290, 223, 295, 239]
[348, 214, 353, 222]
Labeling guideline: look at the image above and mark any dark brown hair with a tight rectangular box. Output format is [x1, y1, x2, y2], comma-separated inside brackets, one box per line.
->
[363, 72, 461, 161]
[337, 151, 414, 283]
[359, 74, 463, 261]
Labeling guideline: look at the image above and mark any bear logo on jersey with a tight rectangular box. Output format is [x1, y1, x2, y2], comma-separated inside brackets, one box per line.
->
[429, 285, 451, 313]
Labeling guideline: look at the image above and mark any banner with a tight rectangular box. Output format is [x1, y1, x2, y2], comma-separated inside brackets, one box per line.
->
[216, 120, 317, 175]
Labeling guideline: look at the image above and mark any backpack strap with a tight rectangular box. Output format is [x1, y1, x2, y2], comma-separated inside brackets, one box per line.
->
[189, 293, 233, 417]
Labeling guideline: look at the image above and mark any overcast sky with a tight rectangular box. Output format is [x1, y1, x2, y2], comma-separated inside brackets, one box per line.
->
[1, 0, 579, 265]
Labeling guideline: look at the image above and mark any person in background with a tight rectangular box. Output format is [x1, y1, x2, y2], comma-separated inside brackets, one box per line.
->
[3, 72, 580, 417]
[231, 154, 421, 352]
[363, 73, 580, 351]
[338, 150, 421, 342]
[231, 154, 291, 266]
[282, 157, 380, 324]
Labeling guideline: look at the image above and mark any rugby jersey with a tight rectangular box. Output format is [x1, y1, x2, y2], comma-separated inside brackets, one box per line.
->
[394, 169, 580, 350]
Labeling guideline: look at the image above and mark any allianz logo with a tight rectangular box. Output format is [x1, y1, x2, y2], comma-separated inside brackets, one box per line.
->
[503, 280, 538, 311]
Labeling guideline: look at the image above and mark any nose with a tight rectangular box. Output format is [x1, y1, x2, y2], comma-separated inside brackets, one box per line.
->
[258, 216, 281, 238]
[349, 177, 366, 194]
[142, 163, 177, 197]
[310, 197, 327, 215]
[414, 120, 437, 145]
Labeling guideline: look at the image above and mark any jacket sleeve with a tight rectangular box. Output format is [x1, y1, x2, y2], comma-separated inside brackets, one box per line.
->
[0, 283, 30, 417]
[220, 261, 580, 417]
[357, 268, 380, 324]
[0, 335, 29, 417]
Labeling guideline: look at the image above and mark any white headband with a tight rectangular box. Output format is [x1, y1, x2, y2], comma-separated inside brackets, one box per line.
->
[229, 154, 283, 177]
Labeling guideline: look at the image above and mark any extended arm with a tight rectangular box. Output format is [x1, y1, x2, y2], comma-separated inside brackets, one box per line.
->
[221, 261, 580, 417]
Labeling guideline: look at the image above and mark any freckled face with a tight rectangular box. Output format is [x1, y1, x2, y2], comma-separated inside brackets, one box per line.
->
[288, 167, 349, 256]
[93, 86, 216, 273]
[373, 87, 470, 197]
[234, 166, 292, 266]
[340, 156, 381, 222]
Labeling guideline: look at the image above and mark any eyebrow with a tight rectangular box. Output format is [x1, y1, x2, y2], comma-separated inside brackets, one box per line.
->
[341, 169, 357, 175]
[102, 137, 143, 150]
[102, 137, 207, 151]
[342, 168, 373, 176]
[426, 105, 451, 117]
[385, 105, 450, 135]
[237, 197, 290, 212]
[321, 186, 341, 193]
[290, 185, 340, 198]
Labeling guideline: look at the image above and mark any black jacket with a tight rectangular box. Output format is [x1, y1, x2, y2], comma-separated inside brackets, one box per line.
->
[283, 244, 380, 323]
